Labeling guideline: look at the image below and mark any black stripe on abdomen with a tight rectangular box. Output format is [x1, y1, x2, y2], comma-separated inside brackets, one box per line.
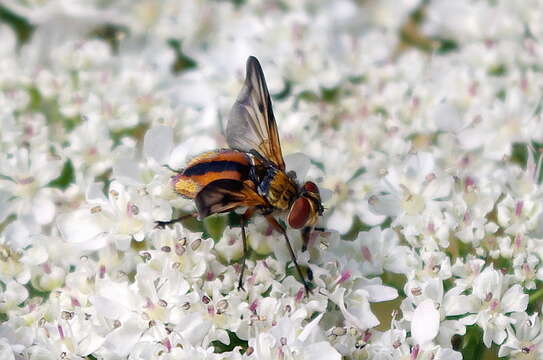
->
[183, 161, 250, 177]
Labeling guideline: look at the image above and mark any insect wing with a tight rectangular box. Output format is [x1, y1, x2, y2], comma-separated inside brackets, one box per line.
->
[226, 56, 285, 170]
[195, 179, 267, 219]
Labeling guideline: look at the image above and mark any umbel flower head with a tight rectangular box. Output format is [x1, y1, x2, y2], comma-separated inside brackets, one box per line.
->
[0, 0, 543, 359]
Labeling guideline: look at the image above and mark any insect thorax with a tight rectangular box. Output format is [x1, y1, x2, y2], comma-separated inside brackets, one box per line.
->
[254, 166, 297, 211]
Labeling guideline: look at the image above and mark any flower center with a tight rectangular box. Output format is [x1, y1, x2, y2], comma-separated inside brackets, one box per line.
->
[401, 193, 425, 215]
[15, 176, 38, 198]
[361, 246, 372, 262]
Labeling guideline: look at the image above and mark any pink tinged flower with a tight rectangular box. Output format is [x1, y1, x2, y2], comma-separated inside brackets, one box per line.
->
[99, 265, 106, 279]
[57, 325, 64, 339]
[514, 234, 523, 250]
[410, 344, 420, 360]
[71, 297, 80, 307]
[161, 338, 172, 352]
[471, 267, 529, 346]
[295, 288, 305, 303]
[206, 271, 214, 281]
[515, 201, 524, 217]
[249, 300, 258, 313]
[361, 246, 372, 262]
[499, 312, 543, 358]
[411, 299, 440, 345]
[42, 263, 51, 274]
[336, 270, 352, 284]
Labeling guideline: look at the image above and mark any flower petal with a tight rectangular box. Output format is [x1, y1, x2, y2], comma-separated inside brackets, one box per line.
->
[304, 341, 342, 360]
[284, 152, 311, 179]
[501, 284, 528, 313]
[411, 299, 440, 344]
[143, 125, 173, 164]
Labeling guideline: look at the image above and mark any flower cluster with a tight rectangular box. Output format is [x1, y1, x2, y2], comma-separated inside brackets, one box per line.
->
[1, 0, 543, 359]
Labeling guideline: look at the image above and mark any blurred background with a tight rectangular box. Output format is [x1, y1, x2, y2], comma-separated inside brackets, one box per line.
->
[1, 2, 542, 359]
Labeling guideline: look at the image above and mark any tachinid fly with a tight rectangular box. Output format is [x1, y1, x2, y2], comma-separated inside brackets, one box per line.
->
[163, 56, 324, 294]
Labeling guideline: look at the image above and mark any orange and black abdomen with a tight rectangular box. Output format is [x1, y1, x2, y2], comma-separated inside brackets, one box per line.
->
[173, 149, 251, 199]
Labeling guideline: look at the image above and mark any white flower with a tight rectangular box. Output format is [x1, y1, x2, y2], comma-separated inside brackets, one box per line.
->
[0, 147, 62, 225]
[328, 277, 398, 330]
[58, 181, 154, 251]
[65, 114, 114, 177]
[89, 279, 146, 357]
[411, 299, 440, 345]
[451, 256, 485, 290]
[143, 125, 174, 167]
[402, 278, 471, 348]
[248, 313, 341, 360]
[369, 152, 452, 247]
[366, 328, 409, 359]
[467, 266, 529, 347]
[214, 227, 244, 263]
[1, 0, 543, 358]
[499, 312, 543, 358]
[331, 227, 415, 276]
[452, 175, 500, 248]
[497, 193, 542, 236]
[513, 253, 538, 290]
[0, 281, 28, 313]
[0, 338, 15, 360]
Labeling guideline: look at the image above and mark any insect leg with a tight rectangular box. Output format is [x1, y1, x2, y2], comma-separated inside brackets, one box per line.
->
[238, 207, 255, 291]
[302, 226, 330, 250]
[265, 215, 313, 295]
[300, 227, 314, 281]
[301, 226, 312, 252]
[154, 213, 197, 229]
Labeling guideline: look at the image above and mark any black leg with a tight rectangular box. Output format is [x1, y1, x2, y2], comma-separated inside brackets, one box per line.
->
[266, 215, 312, 295]
[237, 208, 255, 292]
[301, 226, 312, 252]
[238, 215, 248, 291]
[300, 227, 314, 282]
[154, 213, 196, 229]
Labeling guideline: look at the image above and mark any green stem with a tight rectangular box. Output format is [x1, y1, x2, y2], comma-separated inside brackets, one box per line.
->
[529, 287, 543, 304]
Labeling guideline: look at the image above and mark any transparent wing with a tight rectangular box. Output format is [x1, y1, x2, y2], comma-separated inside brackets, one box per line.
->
[226, 56, 285, 170]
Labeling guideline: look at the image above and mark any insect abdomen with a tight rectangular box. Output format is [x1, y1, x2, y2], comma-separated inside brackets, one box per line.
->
[173, 149, 251, 199]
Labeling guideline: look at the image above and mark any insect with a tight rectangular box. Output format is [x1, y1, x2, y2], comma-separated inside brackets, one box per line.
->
[163, 56, 324, 294]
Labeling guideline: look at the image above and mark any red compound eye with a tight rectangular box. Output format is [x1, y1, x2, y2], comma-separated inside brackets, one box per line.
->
[288, 197, 311, 229]
[303, 181, 319, 193]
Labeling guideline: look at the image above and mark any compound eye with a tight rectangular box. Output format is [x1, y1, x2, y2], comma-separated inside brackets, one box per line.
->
[303, 181, 319, 194]
[288, 197, 311, 229]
